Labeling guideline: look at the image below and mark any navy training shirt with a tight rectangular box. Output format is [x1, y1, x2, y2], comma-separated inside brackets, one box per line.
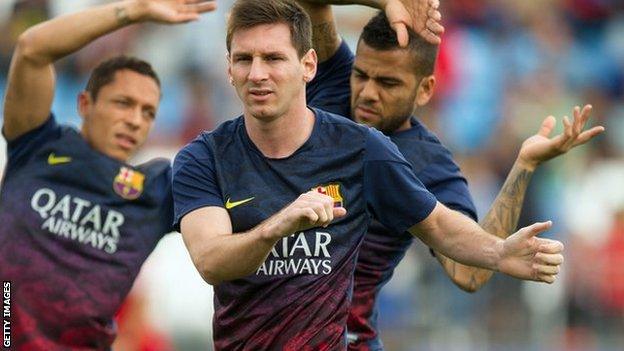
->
[0, 115, 173, 349]
[307, 41, 478, 351]
[172, 108, 437, 350]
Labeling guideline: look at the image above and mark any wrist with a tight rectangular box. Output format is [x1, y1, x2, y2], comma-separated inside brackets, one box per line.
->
[515, 156, 538, 172]
[121, 0, 148, 23]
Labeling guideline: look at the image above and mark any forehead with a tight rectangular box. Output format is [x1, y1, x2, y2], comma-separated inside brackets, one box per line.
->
[99, 70, 160, 103]
[230, 23, 297, 56]
[354, 41, 417, 79]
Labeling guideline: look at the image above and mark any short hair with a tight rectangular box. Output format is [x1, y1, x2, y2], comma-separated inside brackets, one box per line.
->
[85, 56, 161, 100]
[359, 11, 438, 77]
[226, 0, 312, 58]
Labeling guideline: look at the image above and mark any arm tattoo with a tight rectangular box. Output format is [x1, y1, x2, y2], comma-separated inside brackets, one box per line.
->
[437, 164, 533, 292]
[311, 22, 340, 62]
[115, 6, 131, 26]
[481, 166, 533, 238]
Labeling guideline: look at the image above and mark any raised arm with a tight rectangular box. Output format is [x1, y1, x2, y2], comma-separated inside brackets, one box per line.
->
[434, 105, 604, 292]
[297, 0, 442, 62]
[180, 191, 347, 285]
[2, 0, 216, 141]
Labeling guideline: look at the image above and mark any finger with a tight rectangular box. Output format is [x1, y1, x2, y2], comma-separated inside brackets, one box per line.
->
[536, 240, 564, 254]
[183, 1, 217, 14]
[533, 263, 560, 275]
[572, 105, 583, 135]
[391, 22, 409, 47]
[572, 126, 605, 146]
[535, 252, 564, 265]
[562, 115, 573, 138]
[537, 274, 557, 284]
[301, 208, 319, 224]
[520, 220, 552, 239]
[333, 207, 347, 219]
[312, 202, 329, 226]
[428, 8, 442, 22]
[537, 115, 556, 137]
[429, 0, 440, 9]
[426, 19, 445, 36]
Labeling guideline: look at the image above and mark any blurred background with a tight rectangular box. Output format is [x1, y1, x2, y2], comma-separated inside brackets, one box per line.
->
[0, 0, 623, 350]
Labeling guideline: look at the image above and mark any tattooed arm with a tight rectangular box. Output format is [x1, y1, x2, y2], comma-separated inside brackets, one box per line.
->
[435, 106, 604, 292]
[3, 0, 216, 140]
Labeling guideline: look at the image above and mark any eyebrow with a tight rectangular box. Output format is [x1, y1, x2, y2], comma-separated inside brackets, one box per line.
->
[353, 66, 402, 83]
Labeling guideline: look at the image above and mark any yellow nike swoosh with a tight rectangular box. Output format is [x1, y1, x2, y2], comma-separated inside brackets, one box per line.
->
[48, 153, 72, 165]
[225, 197, 254, 210]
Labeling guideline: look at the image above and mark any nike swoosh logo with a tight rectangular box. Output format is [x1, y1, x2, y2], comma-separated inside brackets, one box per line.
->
[48, 153, 72, 165]
[225, 197, 254, 209]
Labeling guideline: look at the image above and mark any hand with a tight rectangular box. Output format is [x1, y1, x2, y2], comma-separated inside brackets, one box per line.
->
[137, 0, 217, 24]
[384, 0, 444, 46]
[517, 104, 605, 171]
[497, 221, 564, 283]
[266, 191, 347, 240]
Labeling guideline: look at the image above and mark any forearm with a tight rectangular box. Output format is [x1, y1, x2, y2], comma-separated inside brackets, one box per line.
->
[186, 222, 280, 285]
[412, 203, 504, 271]
[435, 160, 534, 291]
[16, 0, 145, 64]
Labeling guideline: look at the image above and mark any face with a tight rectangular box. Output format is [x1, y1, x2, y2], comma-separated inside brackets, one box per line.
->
[351, 41, 423, 134]
[228, 23, 316, 122]
[79, 70, 160, 161]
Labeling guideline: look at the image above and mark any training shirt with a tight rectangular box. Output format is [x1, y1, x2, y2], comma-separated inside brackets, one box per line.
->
[0, 115, 173, 350]
[307, 41, 478, 351]
[172, 107, 438, 350]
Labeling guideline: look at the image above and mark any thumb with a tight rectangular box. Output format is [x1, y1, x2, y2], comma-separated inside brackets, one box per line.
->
[537, 116, 556, 137]
[520, 221, 552, 239]
[391, 22, 409, 47]
[333, 207, 347, 219]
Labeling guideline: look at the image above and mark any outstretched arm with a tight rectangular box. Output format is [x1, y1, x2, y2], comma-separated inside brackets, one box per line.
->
[435, 105, 604, 292]
[2, 0, 216, 141]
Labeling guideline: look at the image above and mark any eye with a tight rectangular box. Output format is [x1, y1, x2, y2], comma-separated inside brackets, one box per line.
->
[115, 99, 131, 107]
[142, 109, 156, 120]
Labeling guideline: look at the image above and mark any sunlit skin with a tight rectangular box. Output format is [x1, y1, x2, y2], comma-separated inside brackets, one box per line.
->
[227, 23, 316, 124]
[350, 41, 434, 135]
[78, 69, 160, 162]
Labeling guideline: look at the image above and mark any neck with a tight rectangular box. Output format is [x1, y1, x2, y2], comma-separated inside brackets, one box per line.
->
[244, 97, 314, 159]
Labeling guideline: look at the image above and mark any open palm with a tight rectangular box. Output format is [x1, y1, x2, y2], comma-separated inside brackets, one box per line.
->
[518, 105, 605, 168]
[141, 0, 216, 24]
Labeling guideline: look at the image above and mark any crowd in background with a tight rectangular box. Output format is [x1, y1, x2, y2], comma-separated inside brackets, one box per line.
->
[1, 0, 623, 350]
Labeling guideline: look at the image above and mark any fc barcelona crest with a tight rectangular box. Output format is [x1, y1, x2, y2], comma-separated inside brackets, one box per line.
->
[113, 166, 145, 200]
[311, 183, 344, 208]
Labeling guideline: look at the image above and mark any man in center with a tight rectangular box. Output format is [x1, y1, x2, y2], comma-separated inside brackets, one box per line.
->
[172, 0, 564, 349]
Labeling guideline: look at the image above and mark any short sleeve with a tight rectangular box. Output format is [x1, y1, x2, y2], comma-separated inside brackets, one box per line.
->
[363, 129, 437, 234]
[4, 114, 61, 166]
[172, 137, 224, 231]
[416, 149, 478, 222]
[306, 40, 354, 116]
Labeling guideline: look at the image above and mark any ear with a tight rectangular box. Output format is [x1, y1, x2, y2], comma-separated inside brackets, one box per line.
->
[77, 91, 92, 120]
[301, 48, 318, 83]
[226, 52, 234, 85]
[415, 75, 436, 107]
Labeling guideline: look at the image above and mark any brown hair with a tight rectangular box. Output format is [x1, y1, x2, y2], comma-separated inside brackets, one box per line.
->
[226, 0, 312, 58]
[85, 56, 161, 101]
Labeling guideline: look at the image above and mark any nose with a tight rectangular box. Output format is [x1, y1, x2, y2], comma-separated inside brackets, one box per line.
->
[359, 79, 379, 103]
[125, 107, 142, 130]
[248, 57, 268, 83]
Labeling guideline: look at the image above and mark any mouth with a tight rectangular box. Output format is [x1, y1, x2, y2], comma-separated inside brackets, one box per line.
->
[115, 133, 138, 151]
[355, 105, 380, 121]
[248, 88, 274, 102]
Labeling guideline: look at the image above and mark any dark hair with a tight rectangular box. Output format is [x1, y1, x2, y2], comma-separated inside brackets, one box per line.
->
[360, 11, 438, 77]
[85, 56, 161, 100]
[226, 0, 312, 58]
